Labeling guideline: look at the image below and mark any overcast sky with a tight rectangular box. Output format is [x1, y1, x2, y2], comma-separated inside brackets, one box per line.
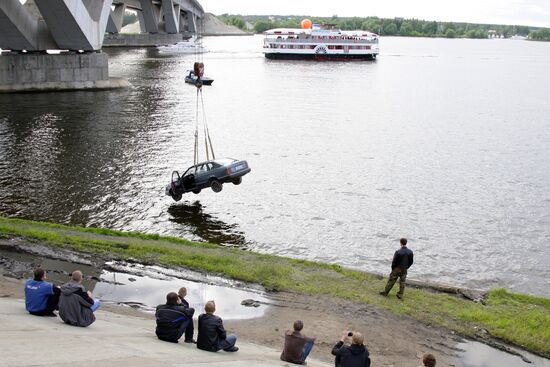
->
[203, 0, 550, 28]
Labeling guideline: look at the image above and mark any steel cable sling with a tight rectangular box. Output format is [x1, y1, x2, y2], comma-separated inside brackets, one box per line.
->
[193, 83, 215, 165]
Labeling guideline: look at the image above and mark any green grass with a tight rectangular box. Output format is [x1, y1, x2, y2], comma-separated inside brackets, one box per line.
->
[1, 216, 549, 357]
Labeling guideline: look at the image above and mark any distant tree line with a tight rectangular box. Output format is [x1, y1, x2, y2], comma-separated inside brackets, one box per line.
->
[528, 28, 550, 41]
[122, 12, 138, 27]
[218, 14, 548, 40]
[218, 14, 247, 30]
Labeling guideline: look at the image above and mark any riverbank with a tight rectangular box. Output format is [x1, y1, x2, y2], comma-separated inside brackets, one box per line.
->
[0, 216, 549, 360]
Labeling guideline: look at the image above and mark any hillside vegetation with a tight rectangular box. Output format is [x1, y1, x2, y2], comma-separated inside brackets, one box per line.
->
[218, 14, 548, 40]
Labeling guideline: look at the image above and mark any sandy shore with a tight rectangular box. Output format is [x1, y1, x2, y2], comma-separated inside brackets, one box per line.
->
[0, 274, 462, 366]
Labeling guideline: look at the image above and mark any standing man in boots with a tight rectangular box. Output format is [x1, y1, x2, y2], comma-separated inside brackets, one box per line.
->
[380, 238, 414, 299]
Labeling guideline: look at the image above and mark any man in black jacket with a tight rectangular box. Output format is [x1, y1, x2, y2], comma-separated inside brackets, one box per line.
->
[155, 292, 195, 343]
[332, 331, 371, 367]
[197, 300, 238, 352]
[380, 237, 414, 299]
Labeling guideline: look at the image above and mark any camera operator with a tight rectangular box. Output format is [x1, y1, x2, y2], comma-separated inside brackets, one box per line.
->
[331, 330, 371, 367]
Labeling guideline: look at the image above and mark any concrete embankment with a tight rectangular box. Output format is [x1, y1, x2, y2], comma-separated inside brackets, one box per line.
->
[0, 294, 330, 367]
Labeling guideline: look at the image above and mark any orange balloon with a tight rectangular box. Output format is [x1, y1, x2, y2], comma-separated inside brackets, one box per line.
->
[301, 19, 312, 29]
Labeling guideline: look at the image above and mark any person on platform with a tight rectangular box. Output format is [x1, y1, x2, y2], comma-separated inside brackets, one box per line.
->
[331, 331, 371, 367]
[280, 320, 316, 365]
[24, 267, 60, 317]
[379, 237, 414, 299]
[197, 300, 238, 352]
[155, 291, 195, 343]
[59, 270, 101, 327]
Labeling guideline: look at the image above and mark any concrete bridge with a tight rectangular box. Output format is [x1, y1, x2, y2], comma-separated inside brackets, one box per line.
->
[0, 0, 204, 92]
[0, 0, 204, 52]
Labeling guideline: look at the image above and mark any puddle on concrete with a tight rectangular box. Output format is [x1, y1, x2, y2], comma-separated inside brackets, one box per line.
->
[0, 248, 269, 320]
[94, 263, 269, 319]
[457, 341, 550, 367]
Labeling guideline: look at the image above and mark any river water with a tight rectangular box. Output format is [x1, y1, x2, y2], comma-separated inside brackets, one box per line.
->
[1, 36, 549, 296]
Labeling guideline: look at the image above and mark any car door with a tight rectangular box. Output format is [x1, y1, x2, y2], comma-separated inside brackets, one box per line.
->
[194, 163, 210, 187]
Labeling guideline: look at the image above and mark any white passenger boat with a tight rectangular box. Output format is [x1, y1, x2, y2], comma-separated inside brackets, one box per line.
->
[157, 36, 208, 54]
[263, 23, 379, 61]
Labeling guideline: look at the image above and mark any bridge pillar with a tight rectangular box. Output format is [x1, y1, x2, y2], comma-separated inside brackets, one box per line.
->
[186, 12, 197, 33]
[106, 3, 126, 33]
[139, 0, 162, 33]
[0, 52, 128, 93]
[34, 0, 113, 51]
[0, 0, 57, 51]
[161, 0, 180, 34]
[136, 10, 147, 33]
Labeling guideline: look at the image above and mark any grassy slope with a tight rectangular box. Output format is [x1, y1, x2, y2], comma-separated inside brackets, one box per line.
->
[0, 216, 548, 356]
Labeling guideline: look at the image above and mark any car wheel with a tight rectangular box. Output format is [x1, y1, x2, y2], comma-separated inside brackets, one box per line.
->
[210, 179, 223, 193]
[232, 177, 242, 185]
[192, 189, 201, 194]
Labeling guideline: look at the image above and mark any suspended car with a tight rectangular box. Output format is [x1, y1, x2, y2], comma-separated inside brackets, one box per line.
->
[166, 158, 251, 201]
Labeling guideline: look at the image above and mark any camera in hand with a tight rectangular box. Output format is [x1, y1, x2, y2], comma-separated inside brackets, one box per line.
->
[348, 332, 353, 337]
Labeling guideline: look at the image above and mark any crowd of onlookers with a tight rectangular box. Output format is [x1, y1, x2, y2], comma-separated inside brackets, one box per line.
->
[24, 264, 435, 366]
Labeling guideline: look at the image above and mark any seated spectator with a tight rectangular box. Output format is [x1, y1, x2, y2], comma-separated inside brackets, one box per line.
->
[280, 320, 316, 365]
[197, 300, 238, 352]
[332, 331, 371, 367]
[421, 353, 436, 367]
[155, 291, 195, 343]
[59, 270, 101, 327]
[24, 267, 60, 317]
[178, 287, 195, 341]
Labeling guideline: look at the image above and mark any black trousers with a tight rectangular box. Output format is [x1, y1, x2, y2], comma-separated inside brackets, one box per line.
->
[30, 288, 60, 316]
[158, 319, 194, 343]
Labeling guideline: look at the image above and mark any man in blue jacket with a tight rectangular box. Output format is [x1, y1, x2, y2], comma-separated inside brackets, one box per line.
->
[380, 238, 414, 299]
[25, 267, 60, 317]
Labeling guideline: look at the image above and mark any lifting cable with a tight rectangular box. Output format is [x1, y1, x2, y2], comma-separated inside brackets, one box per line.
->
[192, 18, 215, 165]
[192, 88, 216, 164]
[200, 88, 216, 161]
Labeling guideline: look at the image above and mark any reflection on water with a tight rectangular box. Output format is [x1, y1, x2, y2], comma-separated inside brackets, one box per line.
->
[167, 201, 248, 246]
[457, 341, 550, 367]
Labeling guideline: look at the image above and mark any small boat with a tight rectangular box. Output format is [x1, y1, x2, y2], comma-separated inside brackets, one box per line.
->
[157, 36, 208, 54]
[185, 70, 214, 86]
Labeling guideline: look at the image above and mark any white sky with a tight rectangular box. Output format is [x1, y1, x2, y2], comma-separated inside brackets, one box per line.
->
[202, 0, 550, 28]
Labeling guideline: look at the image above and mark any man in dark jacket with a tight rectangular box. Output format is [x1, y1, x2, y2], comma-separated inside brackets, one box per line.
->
[281, 320, 315, 364]
[197, 300, 238, 352]
[332, 331, 371, 367]
[380, 237, 414, 299]
[25, 267, 60, 317]
[155, 292, 195, 343]
[59, 270, 101, 327]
